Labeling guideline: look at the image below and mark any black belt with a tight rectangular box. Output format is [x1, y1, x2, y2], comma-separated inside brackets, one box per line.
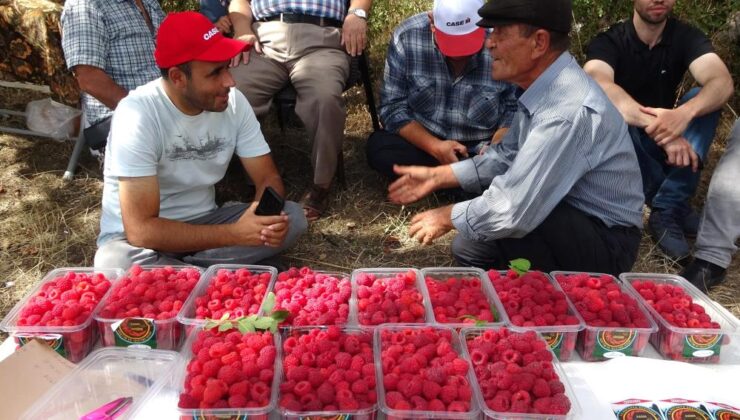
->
[260, 13, 342, 28]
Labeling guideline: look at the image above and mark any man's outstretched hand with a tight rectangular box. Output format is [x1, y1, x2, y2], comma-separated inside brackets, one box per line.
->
[408, 206, 454, 245]
[388, 165, 439, 204]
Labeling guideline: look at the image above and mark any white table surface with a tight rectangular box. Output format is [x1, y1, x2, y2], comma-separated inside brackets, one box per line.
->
[3, 305, 739, 419]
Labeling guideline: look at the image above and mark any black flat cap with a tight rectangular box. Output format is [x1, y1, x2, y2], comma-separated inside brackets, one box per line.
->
[477, 0, 572, 34]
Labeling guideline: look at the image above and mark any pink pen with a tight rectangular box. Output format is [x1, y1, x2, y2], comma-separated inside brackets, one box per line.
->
[80, 396, 133, 420]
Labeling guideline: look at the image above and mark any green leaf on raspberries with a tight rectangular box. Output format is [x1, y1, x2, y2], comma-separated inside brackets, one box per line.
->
[254, 317, 274, 330]
[474, 319, 486, 326]
[218, 321, 234, 332]
[509, 258, 531, 275]
[269, 323, 278, 333]
[237, 321, 250, 334]
[220, 312, 230, 321]
[270, 310, 290, 323]
[203, 320, 218, 330]
[262, 292, 276, 314]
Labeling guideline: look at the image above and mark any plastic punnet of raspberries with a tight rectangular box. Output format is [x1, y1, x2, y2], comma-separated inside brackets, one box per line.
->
[631, 280, 720, 330]
[98, 265, 200, 320]
[356, 270, 427, 325]
[487, 270, 580, 327]
[554, 273, 651, 329]
[273, 267, 351, 327]
[379, 327, 473, 414]
[466, 328, 572, 415]
[17, 271, 112, 328]
[631, 279, 725, 362]
[178, 329, 276, 410]
[278, 326, 377, 413]
[193, 268, 272, 320]
[425, 274, 497, 324]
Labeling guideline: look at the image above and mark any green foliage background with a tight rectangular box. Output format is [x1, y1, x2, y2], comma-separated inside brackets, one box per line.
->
[161, 0, 739, 111]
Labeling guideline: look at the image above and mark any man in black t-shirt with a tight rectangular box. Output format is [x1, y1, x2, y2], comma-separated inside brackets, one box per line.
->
[584, 0, 733, 260]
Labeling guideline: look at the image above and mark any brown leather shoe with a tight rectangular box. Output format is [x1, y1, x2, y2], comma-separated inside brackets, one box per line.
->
[300, 184, 331, 221]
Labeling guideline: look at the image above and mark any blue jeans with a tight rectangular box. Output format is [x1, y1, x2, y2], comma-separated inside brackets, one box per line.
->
[629, 87, 721, 211]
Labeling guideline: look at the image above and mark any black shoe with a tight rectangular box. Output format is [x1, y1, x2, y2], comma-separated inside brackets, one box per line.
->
[681, 258, 726, 293]
[648, 209, 691, 259]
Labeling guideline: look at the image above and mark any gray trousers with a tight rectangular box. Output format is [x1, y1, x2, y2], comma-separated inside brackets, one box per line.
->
[230, 21, 350, 186]
[694, 119, 740, 268]
[94, 201, 307, 269]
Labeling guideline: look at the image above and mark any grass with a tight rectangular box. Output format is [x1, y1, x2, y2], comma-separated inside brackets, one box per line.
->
[1, 0, 739, 328]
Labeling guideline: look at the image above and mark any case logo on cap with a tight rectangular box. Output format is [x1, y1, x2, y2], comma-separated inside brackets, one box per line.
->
[203, 27, 219, 40]
[447, 17, 472, 27]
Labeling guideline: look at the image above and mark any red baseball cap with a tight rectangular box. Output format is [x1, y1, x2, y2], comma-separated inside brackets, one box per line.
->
[155, 11, 250, 68]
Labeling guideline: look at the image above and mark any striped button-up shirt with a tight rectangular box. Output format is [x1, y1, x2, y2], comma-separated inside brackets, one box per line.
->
[450, 52, 644, 241]
[61, 0, 164, 126]
[251, 0, 347, 21]
[379, 13, 517, 142]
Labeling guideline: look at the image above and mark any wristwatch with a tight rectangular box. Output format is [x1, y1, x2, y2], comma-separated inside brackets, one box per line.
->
[347, 8, 367, 20]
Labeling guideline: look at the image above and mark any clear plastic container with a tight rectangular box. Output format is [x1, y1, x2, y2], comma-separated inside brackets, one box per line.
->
[374, 324, 480, 419]
[175, 327, 280, 419]
[263, 269, 352, 328]
[21, 347, 181, 420]
[278, 327, 378, 419]
[620, 273, 739, 363]
[459, 326, 582, 420]
[94, 265, 203, 351]
[350, 268, 434, 327]
[487, 270, 585, 361]
[0, 267, 124, 362]
[551, 271, 657, 362]
[422, 267, 509, 329]
[177, 264, 277, 330]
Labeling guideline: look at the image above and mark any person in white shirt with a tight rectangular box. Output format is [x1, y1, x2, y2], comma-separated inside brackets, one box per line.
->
[94, 11, 307, 269]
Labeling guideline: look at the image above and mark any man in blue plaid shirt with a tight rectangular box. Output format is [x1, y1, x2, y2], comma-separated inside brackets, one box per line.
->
[227, 0, 371, 221]
[61, 0, 164, 137]
[366, 0, 518, 179]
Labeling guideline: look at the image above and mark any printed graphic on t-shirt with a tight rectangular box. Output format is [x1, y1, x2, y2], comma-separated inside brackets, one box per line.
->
[167, 134, 227, 161]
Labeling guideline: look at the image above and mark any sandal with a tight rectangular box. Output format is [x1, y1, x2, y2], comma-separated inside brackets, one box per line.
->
[300, 185, 331, 221]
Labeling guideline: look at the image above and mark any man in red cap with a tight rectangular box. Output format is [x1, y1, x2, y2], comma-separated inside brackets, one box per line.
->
[94, 11, 307, 270]
[366, 0, 517, 180]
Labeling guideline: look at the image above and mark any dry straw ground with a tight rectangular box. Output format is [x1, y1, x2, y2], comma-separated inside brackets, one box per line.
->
[1, 0, 738, 329]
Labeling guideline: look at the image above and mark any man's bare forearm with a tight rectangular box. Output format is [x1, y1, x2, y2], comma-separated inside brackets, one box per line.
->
[348, 0, 372, 12]
[677, 77, 734, 120]
[229, 0, 255, 36]
[125, 217, 243, 253]
[399, 121, 443, 155]
[73, 65, 128, 111]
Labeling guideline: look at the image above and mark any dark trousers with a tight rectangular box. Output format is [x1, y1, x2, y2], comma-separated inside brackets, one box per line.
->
[366, 129, 483, 180]
[451, 202, 641, 276]
[366, 129, 440, 179]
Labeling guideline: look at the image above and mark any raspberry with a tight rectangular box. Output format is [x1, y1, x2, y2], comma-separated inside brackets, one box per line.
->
[422, 380, 441, 400]
[490, 393, 511, 412]
[203, 381, 226, 404]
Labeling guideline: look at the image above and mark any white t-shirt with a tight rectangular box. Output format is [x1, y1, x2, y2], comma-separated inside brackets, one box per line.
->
[98, 78, 270, 245]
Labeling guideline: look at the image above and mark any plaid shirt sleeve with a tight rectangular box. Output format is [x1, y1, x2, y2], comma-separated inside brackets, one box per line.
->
[61, 0, 108, 70]
[378, 30, 414, 133]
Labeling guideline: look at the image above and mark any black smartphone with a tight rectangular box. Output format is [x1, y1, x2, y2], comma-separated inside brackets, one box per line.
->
[254, 186, 285, 216]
